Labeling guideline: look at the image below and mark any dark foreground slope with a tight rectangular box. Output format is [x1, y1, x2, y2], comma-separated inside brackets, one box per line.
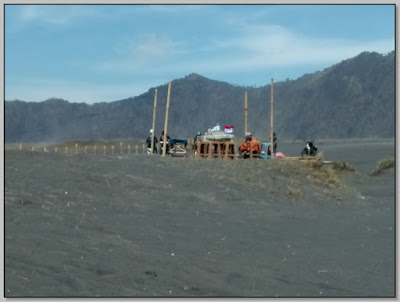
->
[4, 140, 395, 297]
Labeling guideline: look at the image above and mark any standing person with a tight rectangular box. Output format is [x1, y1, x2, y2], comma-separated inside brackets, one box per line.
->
[193, 131, 202, 154]
[146, 129, 158, 154]
[268, 132, 277, 155]
[159, 130, 171, 154]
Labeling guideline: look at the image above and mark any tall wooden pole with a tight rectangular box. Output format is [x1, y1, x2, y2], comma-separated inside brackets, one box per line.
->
[270, 78, 274, 156]
[150, 89, 158, 154]
[162, 81, 172, 157]
[244, 91, 248, 135]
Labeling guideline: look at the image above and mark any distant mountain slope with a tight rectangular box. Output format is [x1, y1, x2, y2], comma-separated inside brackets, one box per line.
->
[5, 51, 395, 143]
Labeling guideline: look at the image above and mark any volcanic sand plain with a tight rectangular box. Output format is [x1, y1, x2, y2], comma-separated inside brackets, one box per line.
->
[4, 139, 395, 297]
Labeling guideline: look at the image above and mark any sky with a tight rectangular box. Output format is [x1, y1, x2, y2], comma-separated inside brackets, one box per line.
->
[5, 4, 395, 104]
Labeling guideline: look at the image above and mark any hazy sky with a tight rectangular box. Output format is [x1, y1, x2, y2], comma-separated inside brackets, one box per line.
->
[5, 4, 395, 104]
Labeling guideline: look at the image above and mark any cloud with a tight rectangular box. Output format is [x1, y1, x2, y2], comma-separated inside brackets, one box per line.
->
[14, 5, 208, 27]
[16, 5, 392, 78]
[97, 32, 187, 73]
[127, 33, 183, 60]
[17, 5, 103, 25]
[95, 21, 393, 78]
[148, 5, 211, 13]
[192, 23, 393, 75]
[206, 22, 394, 68]
[8, 6, 393, 103]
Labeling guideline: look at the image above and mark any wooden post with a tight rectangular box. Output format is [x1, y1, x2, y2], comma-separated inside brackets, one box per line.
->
[128, 144, 131, 155]
[19, 143, 22, 150]
[197, 141, 201, 158]
[103, 145, 106, 155]
[112, 145, 114, 155]
[245, 91, 248, 136]
[55, 147, 58, 153]
[75, 144, 78, 154]
[135, 144, 138, 155]
[151, 89, 158, 154]
[94, 145, 97, 155]
[120, 142, 123, 154]
[32, 146, 35, 152]
[142, 144, 145, 154]
[270, 78, 274, 156]
[85, 146, 88, 154]
[162, 81, 172, 157]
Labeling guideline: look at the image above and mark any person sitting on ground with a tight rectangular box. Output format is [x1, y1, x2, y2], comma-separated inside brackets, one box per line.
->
[159, 131, 171, 154]
[193, 131, 202, 153]
[146, 129, 158, 153]
[239, 132, 260, 158]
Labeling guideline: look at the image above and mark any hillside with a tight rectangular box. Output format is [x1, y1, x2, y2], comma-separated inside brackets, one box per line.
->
[4, 140, 395, 296]
[5, 51, 395, 143]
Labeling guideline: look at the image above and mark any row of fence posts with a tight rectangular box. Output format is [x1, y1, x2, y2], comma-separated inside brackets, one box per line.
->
[12, 140, 196, 155]
[13, 143, 149, 155]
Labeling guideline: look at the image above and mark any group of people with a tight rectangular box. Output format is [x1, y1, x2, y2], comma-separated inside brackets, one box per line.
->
[146, 129, 170, 154]
[147, 128, 278, 158]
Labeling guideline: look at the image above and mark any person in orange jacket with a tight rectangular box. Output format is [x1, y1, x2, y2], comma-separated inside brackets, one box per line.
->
[239, 138, 250, 157]
[239, 132, 259, 158]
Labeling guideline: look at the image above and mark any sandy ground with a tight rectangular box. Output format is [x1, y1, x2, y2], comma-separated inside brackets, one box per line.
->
[4, 139, 395, 297]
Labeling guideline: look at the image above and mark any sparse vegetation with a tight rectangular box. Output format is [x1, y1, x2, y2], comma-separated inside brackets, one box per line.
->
[332, 161, 357, 172]
[304, 156, 324, 169]
[310, 167, 342, 189]
[286, 185, 303, 200]
[206, 155, 344, 202]
[370, 158, 395, 176]
[304, 157, 342, 188]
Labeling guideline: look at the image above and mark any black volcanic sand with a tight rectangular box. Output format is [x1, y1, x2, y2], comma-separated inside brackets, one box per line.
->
[4, 139, 395, 297]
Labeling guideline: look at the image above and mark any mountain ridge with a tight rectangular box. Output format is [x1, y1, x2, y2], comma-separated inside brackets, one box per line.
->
[5, 51, 395, 142]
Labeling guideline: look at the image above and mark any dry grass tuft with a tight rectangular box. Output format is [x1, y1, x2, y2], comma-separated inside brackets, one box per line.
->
[304, 157, 324, 169]
[370, 158, 395, 176]
[303, 156, 342, 188]
[311, 168, 342, 188]
[332, 161, 356, 172]
[286, 185, 303, 200]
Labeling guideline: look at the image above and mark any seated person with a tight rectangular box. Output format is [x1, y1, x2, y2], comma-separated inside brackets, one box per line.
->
[239, 132, 259, 158]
